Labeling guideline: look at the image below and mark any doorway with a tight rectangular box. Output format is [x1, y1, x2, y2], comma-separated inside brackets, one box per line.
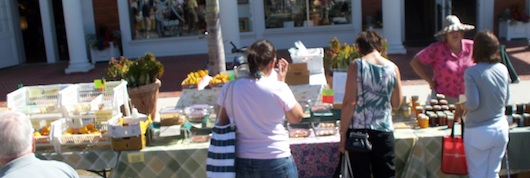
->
[451, 0, 477, 39]
[52, 0, 68, 61]
[404, 0, 437, 47]
[18, 0, 46, 63]
[17, 0, 68, 63]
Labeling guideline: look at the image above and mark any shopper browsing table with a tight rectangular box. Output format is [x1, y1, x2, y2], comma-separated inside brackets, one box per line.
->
[455, 31, 510, 178]
[216, 39, 305, 178]
[410, 15, 475, 104]
[339, 31, 403, 178]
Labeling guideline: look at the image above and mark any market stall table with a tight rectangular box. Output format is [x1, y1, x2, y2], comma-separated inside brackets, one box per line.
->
[109, 135, 343, 178]
[400, 125, 530, 178]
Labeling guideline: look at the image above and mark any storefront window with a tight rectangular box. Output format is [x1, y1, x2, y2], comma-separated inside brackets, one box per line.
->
[129, 0, 206, 40]
[264, 0, 351, 28]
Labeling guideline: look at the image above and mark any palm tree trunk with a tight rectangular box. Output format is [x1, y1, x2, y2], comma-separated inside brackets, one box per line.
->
[205, 0, 225, 75]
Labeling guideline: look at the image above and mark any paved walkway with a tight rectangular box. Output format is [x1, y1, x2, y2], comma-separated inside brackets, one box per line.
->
[1, 39, 530, 108]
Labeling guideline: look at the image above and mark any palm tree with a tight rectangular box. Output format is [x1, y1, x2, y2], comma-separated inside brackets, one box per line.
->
[205, 0, 226, 75]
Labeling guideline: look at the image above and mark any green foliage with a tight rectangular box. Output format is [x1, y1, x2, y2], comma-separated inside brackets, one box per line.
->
[323, 36, 388, 73]
[323, 37, 361, 71]
[105, 52, 164, 88]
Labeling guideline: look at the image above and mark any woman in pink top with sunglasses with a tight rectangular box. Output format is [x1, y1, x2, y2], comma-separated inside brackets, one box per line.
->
[410, 15, 475, 104]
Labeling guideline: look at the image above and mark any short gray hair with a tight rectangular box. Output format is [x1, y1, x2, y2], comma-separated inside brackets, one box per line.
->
[0, 111, 33, 158]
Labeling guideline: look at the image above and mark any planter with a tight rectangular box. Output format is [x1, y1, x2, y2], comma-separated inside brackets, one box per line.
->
[499, 20, 528, 41]
[128, 79, 161, 119]
[90, 42, 121, 63]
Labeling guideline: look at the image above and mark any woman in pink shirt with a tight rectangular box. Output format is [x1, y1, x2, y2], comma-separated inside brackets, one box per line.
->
[410, 15, 475, 103]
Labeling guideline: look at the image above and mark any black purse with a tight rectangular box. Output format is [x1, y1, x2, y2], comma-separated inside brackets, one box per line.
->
[344, 59, 372, 153]
[345, 129, 372, 152]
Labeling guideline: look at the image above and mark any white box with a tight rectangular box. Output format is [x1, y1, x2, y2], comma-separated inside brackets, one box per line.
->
[290, 48, 324, 74]
[108, 114, 150, 138]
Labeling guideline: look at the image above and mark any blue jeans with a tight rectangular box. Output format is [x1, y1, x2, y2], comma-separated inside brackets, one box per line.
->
[236, 156, 298, 178]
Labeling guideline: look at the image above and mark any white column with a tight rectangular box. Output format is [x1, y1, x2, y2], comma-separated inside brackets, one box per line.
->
[352, 0, 363, 32]
[81, 0, 96, 35]
[382, 0, 406, 54]
[63, 0, 94, 74]
[253, 0, 265, 39]
[476, 0, 494, 32]
[220, 0, 240, 60]
[39, 0, 59, 63]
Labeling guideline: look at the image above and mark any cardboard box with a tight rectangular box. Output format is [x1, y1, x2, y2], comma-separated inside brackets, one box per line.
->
[290, 48, 324, 74]
[111, 134, 146, 151]
[108, 115, 151, 138]
[288, 63, 307, 71]
[285, 64, 310, 86]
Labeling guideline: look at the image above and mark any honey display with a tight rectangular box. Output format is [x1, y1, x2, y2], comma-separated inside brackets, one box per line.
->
[447, 115, 455, 128]
[418, 114, 429, 128]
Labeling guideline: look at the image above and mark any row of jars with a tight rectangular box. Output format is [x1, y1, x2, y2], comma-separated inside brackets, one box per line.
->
[506, 103, 530, 127]
[412, 94, 458, 129]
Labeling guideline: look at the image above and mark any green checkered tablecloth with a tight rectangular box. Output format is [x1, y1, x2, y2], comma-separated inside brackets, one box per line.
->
[111, 142, 209, 178]
[400, 125, 530, 178]
[35, 150, 119, 171]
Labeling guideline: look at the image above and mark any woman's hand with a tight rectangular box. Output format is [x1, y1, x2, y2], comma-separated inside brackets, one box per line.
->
[428, 80, 437, 90]
[276, 58, 289, 82]
[454, 102, 467, 123]
[339, 133, 346, 153]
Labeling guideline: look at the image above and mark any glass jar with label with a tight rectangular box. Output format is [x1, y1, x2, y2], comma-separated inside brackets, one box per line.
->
[418, 114, 429, 128]
[447, 115, 455, 128]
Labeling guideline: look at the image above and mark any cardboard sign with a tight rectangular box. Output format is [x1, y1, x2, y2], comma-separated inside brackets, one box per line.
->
[95, 110, 113, 123]
[127, 152, 145, 163]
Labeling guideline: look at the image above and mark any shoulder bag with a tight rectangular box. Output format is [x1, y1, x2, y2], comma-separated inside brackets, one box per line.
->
[441, 120, 467, 175]
[206, 81, 237, 178]
[344, 59, 372, 153]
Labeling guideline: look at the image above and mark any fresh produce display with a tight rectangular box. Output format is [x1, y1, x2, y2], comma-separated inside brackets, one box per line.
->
[34, 125, 51, 136]
[181, 69, 208, 86]
[64, 123, 106, 135]
[209, 73, 231, 86]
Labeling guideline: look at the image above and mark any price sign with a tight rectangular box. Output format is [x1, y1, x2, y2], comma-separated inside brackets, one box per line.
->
[94, 79, 104, 89]
[127, 152, 145, 163]
[95, 110, 113, 123]
[27, 88, 43, 98]
[43, 87, 60, 96]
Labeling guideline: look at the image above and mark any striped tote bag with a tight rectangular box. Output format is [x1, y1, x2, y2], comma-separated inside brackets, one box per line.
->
[206, 81, 236, 178]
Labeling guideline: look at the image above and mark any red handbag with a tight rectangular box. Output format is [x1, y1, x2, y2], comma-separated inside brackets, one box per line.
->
[441, 121, 468, 175]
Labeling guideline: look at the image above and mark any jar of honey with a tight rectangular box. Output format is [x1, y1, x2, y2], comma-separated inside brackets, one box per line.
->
[437, 111, 447, 126]
[447, 115, 455, 128]
[415, 106, 424, 121]
[428, 113, 438, 127]
[418, 114, 429, 128]
[430, 99, 439, 106]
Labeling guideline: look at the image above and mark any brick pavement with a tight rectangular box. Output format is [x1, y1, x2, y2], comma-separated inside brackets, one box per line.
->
[1, 39, 530, 107]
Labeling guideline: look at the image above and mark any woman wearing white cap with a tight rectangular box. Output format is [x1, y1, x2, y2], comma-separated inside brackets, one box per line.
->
[410, 15, 475, 104]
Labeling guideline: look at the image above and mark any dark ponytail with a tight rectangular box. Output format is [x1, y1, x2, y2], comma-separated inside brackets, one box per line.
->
[246, 39, 276, 79]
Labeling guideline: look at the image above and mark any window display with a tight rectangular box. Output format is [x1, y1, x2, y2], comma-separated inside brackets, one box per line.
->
[129, 0, 206, 40]
[264, 0, 352, 28]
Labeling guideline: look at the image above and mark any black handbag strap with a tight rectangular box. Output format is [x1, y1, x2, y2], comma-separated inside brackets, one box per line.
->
[450, 116, 464, 139]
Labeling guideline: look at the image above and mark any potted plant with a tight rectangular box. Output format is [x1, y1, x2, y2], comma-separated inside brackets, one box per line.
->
[323, 36, 387, 87]
[105, 52, 164, 118]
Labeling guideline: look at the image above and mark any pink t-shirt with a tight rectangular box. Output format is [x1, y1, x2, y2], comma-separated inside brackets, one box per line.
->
[217, 78, 297, 159]
[416, 39, 475, 98]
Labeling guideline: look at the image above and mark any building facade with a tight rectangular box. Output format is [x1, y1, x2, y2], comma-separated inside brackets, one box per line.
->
[1, 0, 528, 72]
